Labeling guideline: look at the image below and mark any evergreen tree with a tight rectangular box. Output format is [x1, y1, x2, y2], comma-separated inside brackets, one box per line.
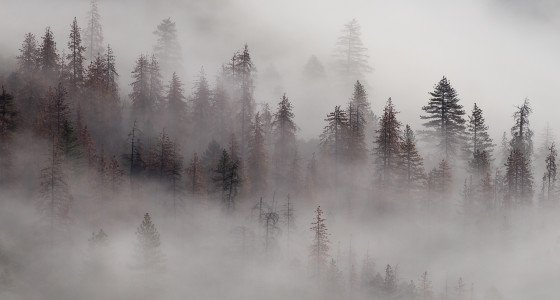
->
[135, 213, 165, 271]
[103, 44, 118, 94]
[191, 68, 212, 145]
[164, 72, 187, 133]
[469, 149, 490, 178]
[17, 33, 39, 76]
[383, 264, 397, 295]
[499, 131, 509, 165]
[302, 55, 326, 81]
[332, 19, 372, 81]
[466, 103, 494, 162]
[213, 149, 240, 213]
[320, 105, 348, 185]
[504, 149, 533, 207]
[186, 152, 206, 198]
[374, 98, 402, 190]
[39, 83, 70, 142]
[67, 17, 86, 94]
[148, 54, 164, 112]
[399, 125, 427, 195]
[248, 112, 268, 195]
[433, 159, 453, 195]
[129, 54, 152, 121]
[419, 271, 434, 300]
[108, 155, 124, 193]
[84, 0, 104, 61]
[122, 123, 146, 180]
[421, 76, 466, 160]
[310, 205, 330, 280]
[153, 17, 181, 74]
[542, 143, 556, 204]
[38, 27, 60, 80]
[510, 98, 533, 158]
[271, 94, 298, 188]
[536, 123, 555, 166]
[146, 129, 174, 182]
[210, 78, 232, 144]
[201, 140, 223, 193]
[455, 277, 466, 300]
[0, 88, 18, 184]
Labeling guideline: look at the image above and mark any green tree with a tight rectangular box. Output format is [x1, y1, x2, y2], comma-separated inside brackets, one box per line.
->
[135, 213, 165, 271]
[399, 125, 426, 195]
[38, 27, 60, 80]
[504, 149, 533, 207]
[374, 98, 402, 190]
[466, 103, 494, 162]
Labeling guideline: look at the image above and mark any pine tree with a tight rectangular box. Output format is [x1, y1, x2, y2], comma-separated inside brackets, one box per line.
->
[108, 155, 124, 193]
[248, 112, 268, 195]
[191, 68, 212, 145]
[302, 55, 326, 81]
[469, 149, 490, 178]
[135, 213, 165, 271]
[146, 129, 174, 182]
[39, 83, 70, 142]
[542, 143, 556, 204]
[0, 88, 18, 184]
[455, 277, 466, 300]
[213, 149, 240, 213]
[347, 81, 373, 163]
[122, 122, 146, 181]
[433, 159, 453, 194]
[153, 17, 181, 74]
[536, 123, 555, 166]
[103, 44, 118, 93]
[332, 19, 372, 81]
[504, 149, 533, 207]
[320, 105, 348, 185]
[419, 271, 434, 300]
[466, 103, 494, 162]
[210, 78, 232, 144]
[510, 98, 533, 158]
[67, 17, 86, 94]
[84, 0, 104, 61]
[186, 152, 205, 198]
[271, 94, 298, 188]
[148, 54, 164, 112]
[201, 140, 223, 192]
[310, 206, 330, 280]
[421, 76, 466, 160]
[129, 54, 152, 121]
[164, 72, 187, 132]
[38, 27, 60, 80]
[17, 33, 39, 75]
[374, 98, 402, 190]
[399, 125, 427, 195]
[499, 131, 509, 165]
[384, 264, 397, 295]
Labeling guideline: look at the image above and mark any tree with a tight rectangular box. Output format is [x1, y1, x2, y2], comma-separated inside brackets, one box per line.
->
[186, 152, 205, 198]
[271, 94, 298, 188]
[536, 123, 555, 166]
[38, 27, 60, 79]
[17, 33, 39, 75]
[455, 277, 466, 300]
[39, 83, 70, 142]
[129, 54, 152, 121]
[122, 123, 146, 181]
[164, 72, 187, 132]
[347, 81, 374, 157]
[146, 129, 174, 182]
[148, 55, 164, 113]
[135, 213, 165, 271]
[466, 103, 494, 162]
[384, 264, 397, 295]
[67, 17, 86, 93]
[310, 206, 330, 280]
[504, 149, 533, 207]
[248, 112, 268, 195]
[332, 19, 372, 81]
[191, 68, 212, 145]
[201, 140, 223, 192]
[213, 149, 240, 213]
[421, 76, 466, 160]
[153, 17, 181, 74]
[542, 143, 557, 203]
[374, 98, 402, 192]
[469, 149, 490, 178]
[108, 155, 124, 193]
[104, 44, 118, 93]
[210, 78, 232, 144]
[419, 271, 434, 300]
[432, 159, 453, 195]
[84, 0, 103, 61]
[263, 209, 280, 256]
[510, 98, 533, 158]
[0, 88, 18, 184]
[320, 105, 348, 185]
[399, 125, 427, 195]
[302, 55, 326, 81]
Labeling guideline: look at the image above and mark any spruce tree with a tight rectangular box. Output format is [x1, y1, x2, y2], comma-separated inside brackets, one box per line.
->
[542, 143, 556, 204]
[186, 152, 205, 198]
[504, 149, 533, 207]
[320, 105, 348, 186]
[135, 213, 165, 271]
[510, 98, 533, 158]
[0, 88, 18, 184]
[191, 68, 212, 145]
[421, 76, 466, 160]
[17, 33, 39, 76]
[201, 140, 223, 192]
[310, 206, 330, 280]
[67, 17, 86, 94]
[108, 155, 124, 193]
[332, 19, 372, 81]
[38, 27, 60, 80]
[84, 0, 104, 61]
[271, 94, 298, 188]
[374, 98, 402, 190]
[466, 103, 494, 162]
[148, 54, 164, 112]
[213, 149, 240, 213]
[153, 17, 181, 74]
[248, 112, 268, 195]
[399, 125, 426, 195]
[103, 44, 118, 93]
[129, 54, 152, 121]
[165, 72, 187, 131]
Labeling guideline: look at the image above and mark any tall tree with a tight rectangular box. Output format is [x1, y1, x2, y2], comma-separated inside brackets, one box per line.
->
[510, 98, 533, 158]
[399, 125, 426, 195]
[153, 18, 181, 74]
[148, 55, 164, 113]
[186, 152, 205, 198]
[17, 33, 39, 76]
[332, 19, 372, 81]
[248, 112, 268, 195]
[108, 155, 124, 193]
[466, 103, 494, 162]
[310, 206, 330, 280]
[421, 76, 466, 160]
[38, 27, 60, 80]
[201, 140, 223, 193]
[271, 94, 298, 188]
[320, 105, 348, 186]
[129, 54, 152, 122]
[302, 55, 326, 81]
[135, 213, 165, 271]
[164, 72, 187, 131]
[84, 0, 103, 61]
[504, 149, 533, 207]
[374, 98, 402, 191]
[191, 68, 212, 145]
[103, 44, 118, 94]
[0, 88, 18, 184]
[418, 271, 434, 300]
[542, 143, 556, 204]
[67, 17, 86, 94]
[213, 149, 240, 213]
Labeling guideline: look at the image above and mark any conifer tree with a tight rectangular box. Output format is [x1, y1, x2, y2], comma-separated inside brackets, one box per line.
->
[310, 206, 330, 280]
[84, 0, 103, 61]
[17, 33, 39, 76]
[504, 149, 533, 207]
[302, 55, 326, 81]
[0, 88, 18, 184]
[186, 152, 205, 198]
[210, 78, 232, 144]
[469, 149, 490, 178]
[153, 17, 181, 74]
[455, 277, 466, 300]
[271, 94, 298, 188]
[146, 129, 174, 182]
[108, 155, 124, 193]
[399, 125, 426, 195]
[213, 149, 240, 213]
[374, 98, 402, 190]
[499, 131, 509, 165]
[39, 83, 70, 142]
[421, 76, 466, 160]
[129, 54, 152, 121]
[332, 19, 372, 81]
[466, 103, 494, 162]
[67, 17, 86, 94]
[433, 159, 453, 194]
[320, 105, 348, 185]
[201, 140, 223, 192]
[103, 44, 118, 94]
[248, 112, 268, 195]
[543, 143, 557, 203]
[191, 68, 212, 145]
[135, 213, 165, 271]
[148, 54, 164, 112]
[38, 27, 60, 80]
[419, 271, 434, 300]
[384, 264, 397, 295]
[510, 98, 533, 158]
[165, 72, 187, 132]
[123, 123, 146, 180]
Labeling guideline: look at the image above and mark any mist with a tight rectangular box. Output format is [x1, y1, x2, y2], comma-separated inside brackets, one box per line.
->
[1, 0, 560, 299]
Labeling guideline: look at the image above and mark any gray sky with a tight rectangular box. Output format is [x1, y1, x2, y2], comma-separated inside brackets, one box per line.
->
[2, 0, 560, 142]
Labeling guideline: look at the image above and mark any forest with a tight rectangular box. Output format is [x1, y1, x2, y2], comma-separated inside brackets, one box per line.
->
[0, 1, 559, 299]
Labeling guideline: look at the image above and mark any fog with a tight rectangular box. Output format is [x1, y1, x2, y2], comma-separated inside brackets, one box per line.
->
[1, 0, 560, 299]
